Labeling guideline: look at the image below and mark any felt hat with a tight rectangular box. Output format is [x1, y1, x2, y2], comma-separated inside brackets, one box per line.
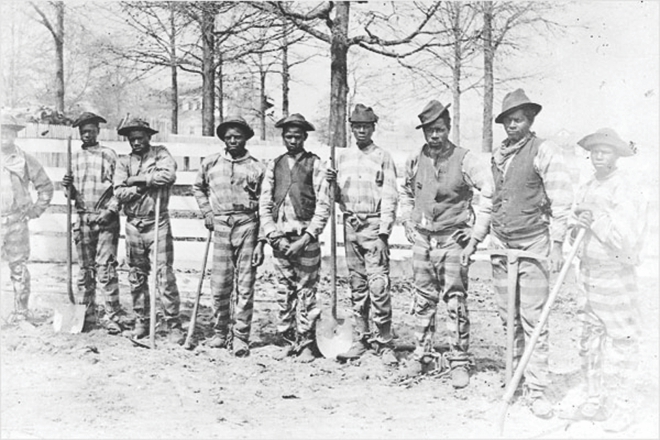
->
[495, 88, 542, 124]
[349, 104, 378, 123]
[415, 100, 450, 129]
[275, 113, 315, 132]
[0, 113, 25, 132]
[72, 111, 107, 127]
[577, 128, 635, 157]
[117, 118, 158, 136]
[216, 116, 255, 140]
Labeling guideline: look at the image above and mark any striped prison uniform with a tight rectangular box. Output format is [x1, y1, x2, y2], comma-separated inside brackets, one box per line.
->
[259, 150, 331, 348]
[193, 149, 266, 344]
[1, 145, 53, 313]
[335, 142, 398, 344]
[490, 135, 573, 391]
[69, 143, 121, 320]
[114, 144, 181, 325]
[400, 143, 493, 365]
[572, 167, 647, 409]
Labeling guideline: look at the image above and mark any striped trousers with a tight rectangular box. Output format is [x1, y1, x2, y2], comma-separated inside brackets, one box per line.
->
[490, 232, 550, 390]
[344, 217, 392, 344]
[125, 215, 181, 323]
[210, 213, 258, 343]
[411, 230, 470, 365]
[1, 218, 30, 312]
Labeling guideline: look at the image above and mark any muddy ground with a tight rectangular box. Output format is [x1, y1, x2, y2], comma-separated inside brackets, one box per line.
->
[1, 258, 658, 439]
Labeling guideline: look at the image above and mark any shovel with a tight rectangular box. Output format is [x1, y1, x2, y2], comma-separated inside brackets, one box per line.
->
[148, 188, 162, 349]
[53, 136, 86, 334]
[183, 230, 213, 350]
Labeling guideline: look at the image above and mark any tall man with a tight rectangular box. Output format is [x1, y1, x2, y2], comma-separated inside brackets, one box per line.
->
[62, 112, 124, 333]
[1, 113, 53, 322]
[114, 118, 184, 344]
[399, 100, 493, 388]
[490, 89, 573, 418]
[326, 104, 398, 366]
[193, 116, 266, 357]
[259, 113, 331, 363]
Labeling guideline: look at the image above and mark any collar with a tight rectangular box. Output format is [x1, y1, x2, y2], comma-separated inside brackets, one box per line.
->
[82, 142, 100, 150]
[222, 149, 250, 163]
[423, 141, 455, 158]
[356, 142, 376, 153]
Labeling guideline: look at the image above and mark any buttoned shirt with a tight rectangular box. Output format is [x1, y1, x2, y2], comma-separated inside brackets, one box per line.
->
[70, 143, 119, 214]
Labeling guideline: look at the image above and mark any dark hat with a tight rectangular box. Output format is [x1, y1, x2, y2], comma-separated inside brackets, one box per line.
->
[275, 113, 315, 132]
[578, 128, 635, 157]
[73, 111, 107, 127]
[0, 113, 25, 131]
[495, 88, 542, 124]
[216, 116, 254, 140]
[117, 118, 158, 136]
[349, 104, 378, 123]
[415, 100, 450, 129]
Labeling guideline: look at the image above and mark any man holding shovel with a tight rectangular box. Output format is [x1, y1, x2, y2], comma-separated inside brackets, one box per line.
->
[259, 113, 331, 363]
[61, 112, 126, 333]
[1, 112, 53, 323]
[490, 89, 573, 418]
[193, 116, 266, 357]
[114, 118, 184, 345]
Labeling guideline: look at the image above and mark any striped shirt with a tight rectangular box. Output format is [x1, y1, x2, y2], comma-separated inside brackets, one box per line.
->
[193, 150, 266, 216]
[259, 151, 331, 239]
[114, 145, 177, 219]
[335, 142, 398, 236]
[400, 145, 493, 242]
[71, 143, 119, 214]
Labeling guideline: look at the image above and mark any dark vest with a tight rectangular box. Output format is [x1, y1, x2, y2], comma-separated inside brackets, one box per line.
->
[491, 136, 551, 240]
[272, 151, 318, 221]
[412, 144, 472, 232]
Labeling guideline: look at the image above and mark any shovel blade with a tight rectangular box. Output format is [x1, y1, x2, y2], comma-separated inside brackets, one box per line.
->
[315, 312, 353, 359]
[52, 303, 86, 334]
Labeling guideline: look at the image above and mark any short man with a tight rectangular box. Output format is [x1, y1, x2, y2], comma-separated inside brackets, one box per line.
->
[259, 113, 331, 363]
[114, 118, 184, 344]
[1, 113, 54, 322]
[62, 112, 125, 333]
[193, 116, 266, 357]
[326, 104, 398, 366]
[567, 129, 646, 432]
[399, 100, 493, 388]
[490, 89, 573, 417]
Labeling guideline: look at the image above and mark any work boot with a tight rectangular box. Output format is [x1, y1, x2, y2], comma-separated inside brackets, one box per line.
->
[131, 319, 149, 339]
[451, 365, 470, 389]
[399, 359, 424, 380]
[272, 329, 296, 360]
[337, 339, 369, 361]
[232, 338, 250, 358]
[207, 333, 229, 349]
[526, 389, 554, 419]
[100, 317, 122, 335]
[297, 346, 315, 363]
[374, 342, 398, 366]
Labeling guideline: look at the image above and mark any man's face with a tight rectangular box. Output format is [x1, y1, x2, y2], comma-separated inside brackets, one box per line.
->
[127, 130, 151, 155]
[502, 109, 532, 143]
[590, 144, 618, 175]
[351, 122, 375, 147]
[423, 118, 450, 149]
[223, 127, 247, 156]
[79, 123, 99, 146]
[282, 126, 306, 154]
[1, 127, 18, 151]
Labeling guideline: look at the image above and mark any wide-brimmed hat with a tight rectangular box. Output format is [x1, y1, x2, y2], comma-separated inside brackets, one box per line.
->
[0, 113, 25, 132]
[415, 100, 450, 129]
[117, 118, 158, 136]
[349, 104, 378, 123]
[578, 128, 635, 157]
[495, 88, 542, 124]
[275, 113, 315, 132]
[216, 116, 254, 140]
[73, 111, 107, 127]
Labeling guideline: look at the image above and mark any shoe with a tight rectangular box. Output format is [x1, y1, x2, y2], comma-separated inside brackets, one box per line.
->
[337, 339, 369, 361]
[602, 407, 634, 433]
[272, 329, 297, 360]
[379, 346, 399, 366]
[297, 346, 315, 363]
[451, 365, 470, 389]
[232, 338, 250, 358]
[101, 318, 122, 335]
[578, 399, 608, 422]
[131, 319, 149, 339]
[399, 359, 424, 380]
[207, 333, 229, 349]
[527, 390, 554, 419]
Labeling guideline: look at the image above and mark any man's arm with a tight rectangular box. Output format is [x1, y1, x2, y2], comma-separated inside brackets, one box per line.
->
[462, 151, 493, 243]
[26, 154, 54, 217]
[147, 146, 177, 187]
[102, 148, 120, 214]
[258, 160, 278, 239]
[192, 160, 212, 217]
[305, 157, 331, 239]
[113, 155, 141, 203]
[398, 152, 417, 224]
[379, 151, 398, 237]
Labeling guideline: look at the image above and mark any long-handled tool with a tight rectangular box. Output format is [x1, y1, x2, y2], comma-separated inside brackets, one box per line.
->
[183, 230, 213, 350]
[497, 228, 587, 435]
[149, 188, 162, 349]
[53, 136, 87, 334]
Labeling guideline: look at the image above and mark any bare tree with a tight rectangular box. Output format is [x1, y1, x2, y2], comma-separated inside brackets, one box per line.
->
[30, 1, 65, 113]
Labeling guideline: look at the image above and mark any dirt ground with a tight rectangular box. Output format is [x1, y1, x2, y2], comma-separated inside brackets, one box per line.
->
[1, 257, 658, 440]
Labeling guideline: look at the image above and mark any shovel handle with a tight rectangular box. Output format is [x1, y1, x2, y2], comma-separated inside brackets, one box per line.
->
[149, 188, 162, 349]
[66, 136, 75, 305]
[184, 230, 212, 348]
[329, 144, 338, 319]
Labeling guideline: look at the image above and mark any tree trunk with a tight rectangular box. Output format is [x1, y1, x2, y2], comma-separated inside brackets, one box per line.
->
[451, 4, 461, 145]
[281, 24, 290, 117]
[201, 8, 215, 137]
[169, 4, 178, 134]
[329, 1, 350, 149]
[260, 66, 267, 141]
[217, 54, 224, 123]
[55, 1, 64, 114]
[481, 1, 494, 153]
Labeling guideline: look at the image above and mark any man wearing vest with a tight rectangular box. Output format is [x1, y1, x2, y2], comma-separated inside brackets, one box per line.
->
[490, 89, 573, 418]
[114, 118, 184, 345]
[259, 113, 331, 363]
[1, 113, 54, 323]
[62, 112, 126, 334]
[399, 100, 493, 388]
[193, 116, 266, 357]
[326, 104, 399, 366]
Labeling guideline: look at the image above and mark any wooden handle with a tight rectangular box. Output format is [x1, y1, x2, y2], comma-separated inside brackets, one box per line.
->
[66, 136, 74, 304]
[184, 231, 212, 348]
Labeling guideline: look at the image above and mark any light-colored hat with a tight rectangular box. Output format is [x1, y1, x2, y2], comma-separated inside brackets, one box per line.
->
[495, 88, 542, 124]
[216, 116, 254, 140]
[1, 113, 25, 131]
[349, 104, 378, 123]
[73, 111, 107, 127]
[578, 128, 635, 157]
[275, 113, 315, 132]
[117, 118, 158, 136]
[416, 100, 450, 129]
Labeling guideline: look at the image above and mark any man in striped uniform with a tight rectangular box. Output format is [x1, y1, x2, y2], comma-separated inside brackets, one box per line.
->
[62, 112, 125, 333]
[399, 100, 493, 388]
[490, 89, 573, 418]
[259, 113, 331, 363]
[1, 113, 53, 322]
[193, 116, 266, 357]
[325, 104, 399, 366]
[567, 129, 646, 432]
[114, 118, 184, 345]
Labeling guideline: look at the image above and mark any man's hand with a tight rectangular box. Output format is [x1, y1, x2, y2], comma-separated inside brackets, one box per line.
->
[549, 241, 564, 272]
[153, 173, 170, 186]
[26, 206, 41, 219]
[96, 209, 115, 226]
[271, 236, 291, 254]
[126, 176, 147, 187]
[404, 221, 417, 244]
[451, 229, 470, 247]
[62, 173, 73, 189]
[460, 238, 478, 266]
[204, 212, 214, 231]
[575, 210, 593, 230]
[285, 233, 311, 258]
[325, 168, 337, 183]
[252, 241, 265, 267]
[375, 234, 388, 254]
